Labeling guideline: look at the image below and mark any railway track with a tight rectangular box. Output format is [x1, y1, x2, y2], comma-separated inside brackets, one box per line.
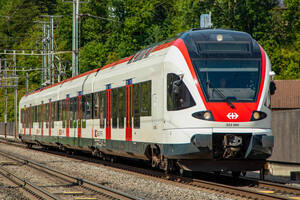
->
[0, 146, 140, 200]
[1, 138, 300, 200]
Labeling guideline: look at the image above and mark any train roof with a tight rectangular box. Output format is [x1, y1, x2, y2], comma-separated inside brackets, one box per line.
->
[23, 28, 255, 99]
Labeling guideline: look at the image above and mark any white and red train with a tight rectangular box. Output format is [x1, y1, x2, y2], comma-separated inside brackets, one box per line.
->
[19, 29, 275, 175]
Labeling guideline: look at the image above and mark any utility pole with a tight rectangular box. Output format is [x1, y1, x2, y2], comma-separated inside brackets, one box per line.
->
[42, 22, 46, 84]
[50, 16, 55, 84]
[13, 51, 18, 139]
[72, 0, 80, 77]
[47, 25, 51, 83]
[3, 59, 8, 138]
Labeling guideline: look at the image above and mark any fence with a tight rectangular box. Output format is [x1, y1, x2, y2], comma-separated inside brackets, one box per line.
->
[269, 109, 300, 163]
[0, 122, 15, 136]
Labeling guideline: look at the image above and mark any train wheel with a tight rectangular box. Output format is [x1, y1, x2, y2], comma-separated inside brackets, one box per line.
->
[232, 171, 241, 179]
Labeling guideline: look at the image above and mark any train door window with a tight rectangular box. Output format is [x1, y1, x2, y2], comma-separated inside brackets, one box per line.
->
[133, 83, 141, 128]
[105, 88, 112, 129]
[56, 101, 59, 121]
[70, 98, 74, 128]
[112, 88, 118, 128]
[86, 94, 93, 119]
[21, 109, 24, 128]
[93, 92, 99, 119]
[141, 81, 151, 116]
[73, 97, 77, 128]
[62, 100, 66, 128]
[52, 102, 55, 122]
[44, 103, 48, 128]
[37, 105, 40, 128]
[167, 73, 196, 111]
[118, 87, 125, 128]
[51, 102, 54, 128]
[99, 91, 105, 128]
[82, 95, 86, 120]
[32, 106, 35, 123]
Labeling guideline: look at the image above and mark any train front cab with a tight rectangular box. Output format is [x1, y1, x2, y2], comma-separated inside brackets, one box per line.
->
[161, 29, 275, 173]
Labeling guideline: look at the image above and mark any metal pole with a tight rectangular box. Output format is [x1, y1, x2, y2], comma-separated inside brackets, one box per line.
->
[42, 22, 46, 84]
[47, 25, 50, 83]
[13, 51, 18, 138]
[50, 16, 55, 84]
[72, 0, 79, 77]
[4, 59, 7, 138]
[14, 88, 17, 138]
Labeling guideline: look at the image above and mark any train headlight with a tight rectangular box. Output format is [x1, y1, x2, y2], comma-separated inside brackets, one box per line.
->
[253, 112, 260, 120]
[192, 111, 214, 121]
[250, 111, 267, 121]
[203, 112, 212, 120]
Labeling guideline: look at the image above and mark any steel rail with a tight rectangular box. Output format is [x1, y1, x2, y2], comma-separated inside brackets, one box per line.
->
[240, 176, 300, 195]
[0, 149, 141, 200]
[0, 165, 60, 200]
[0, 138, 298, 200]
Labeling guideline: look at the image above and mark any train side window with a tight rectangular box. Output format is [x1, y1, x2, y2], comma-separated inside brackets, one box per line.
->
[133, 83, 141, 128]
[167, 73, 196, 111]
[99, 91, 105, 128]
[141, 81, 151, 116]
[118, 87, 125, 128]
[112, 88, 118, 128]
[93, 93, 99, 119]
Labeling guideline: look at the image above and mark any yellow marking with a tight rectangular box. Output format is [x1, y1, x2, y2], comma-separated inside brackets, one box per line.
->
[289, 197, 300, 200]
[63, 191, 84, 194]
[74, 198, 97, 200]
[259, 190, 275, 194]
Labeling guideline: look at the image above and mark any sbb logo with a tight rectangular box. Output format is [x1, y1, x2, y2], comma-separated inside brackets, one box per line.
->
[227, 112, 239, 120]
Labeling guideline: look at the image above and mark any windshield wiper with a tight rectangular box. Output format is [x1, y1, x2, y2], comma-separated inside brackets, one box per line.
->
[206, 82, 235, 109]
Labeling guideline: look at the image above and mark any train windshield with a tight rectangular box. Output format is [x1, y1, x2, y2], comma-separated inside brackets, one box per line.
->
[193, 59, 261, 102]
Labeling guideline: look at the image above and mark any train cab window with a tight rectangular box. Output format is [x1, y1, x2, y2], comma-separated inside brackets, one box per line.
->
[112, 88, 118, 128]
[141, 81, 151, 116]
[118, 87, 125, 128]
[99, 92, 105, 128]
[167, 73, 195, 111]
[133, 83, 141, 128]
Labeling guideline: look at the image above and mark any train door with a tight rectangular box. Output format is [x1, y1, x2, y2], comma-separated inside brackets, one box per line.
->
[105, 85, 112, 140]
[125, 80, 133, 141]
[49, 101, 52, 136]
[77, 95, 82, 146]
[66, 97, 70, 138]
[29, 105, 32, 136]
[41, 103, 44, 136]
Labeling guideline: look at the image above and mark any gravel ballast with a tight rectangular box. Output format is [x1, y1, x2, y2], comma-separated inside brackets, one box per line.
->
[0, 143, 238, 200]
